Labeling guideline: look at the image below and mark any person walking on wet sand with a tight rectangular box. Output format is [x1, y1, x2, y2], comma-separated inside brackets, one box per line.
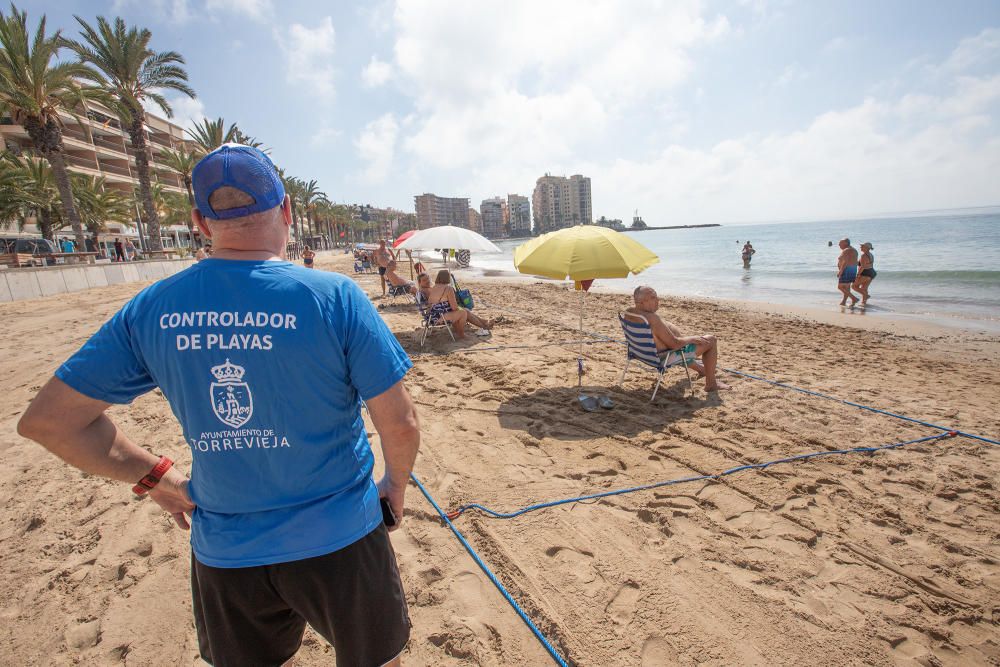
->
[854, 242, 876, 306]
[836, 238, 859, 307]
[302, 245, 316, 269]
[17, 144, 419, 667]
[626, 286, 731, 392]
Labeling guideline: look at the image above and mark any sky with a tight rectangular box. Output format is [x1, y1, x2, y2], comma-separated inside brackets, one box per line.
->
[24, 0, 1000, 226]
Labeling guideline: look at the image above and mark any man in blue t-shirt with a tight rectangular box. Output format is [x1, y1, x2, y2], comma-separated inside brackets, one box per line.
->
[18, 144, 421, 667]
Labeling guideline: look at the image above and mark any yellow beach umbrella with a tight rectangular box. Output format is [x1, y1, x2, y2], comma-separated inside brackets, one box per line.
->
[513, 226, 659, 403]
[513, 225, 659, 281]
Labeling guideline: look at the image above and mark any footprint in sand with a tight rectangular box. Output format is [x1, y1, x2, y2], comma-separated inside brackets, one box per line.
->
[641, 636, 678, 665]
[544, 546, 604, 593]
[448, 571, 484, 613]
[606, 582, 641, 625]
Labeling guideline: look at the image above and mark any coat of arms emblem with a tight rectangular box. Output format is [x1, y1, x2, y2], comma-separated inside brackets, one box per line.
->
[210, 359, 254, 428]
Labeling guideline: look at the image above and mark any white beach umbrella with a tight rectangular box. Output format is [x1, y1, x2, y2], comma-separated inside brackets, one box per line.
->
[395, 225, 501, 253]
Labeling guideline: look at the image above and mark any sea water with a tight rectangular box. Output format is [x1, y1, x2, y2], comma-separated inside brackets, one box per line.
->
[466, 211, 1000, 331]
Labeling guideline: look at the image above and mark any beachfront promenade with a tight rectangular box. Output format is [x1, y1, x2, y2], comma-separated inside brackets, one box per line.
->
[0, 258, 196, 302]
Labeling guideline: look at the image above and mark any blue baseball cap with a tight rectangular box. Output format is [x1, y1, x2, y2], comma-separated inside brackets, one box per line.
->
[192, 143, 285, 220]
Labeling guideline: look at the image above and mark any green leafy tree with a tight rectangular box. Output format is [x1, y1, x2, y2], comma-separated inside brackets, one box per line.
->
[300, 179, 326, 243]
[72, 174, 131, 251]
[0, 5, 109, 252]
[2, 152, 61, 239]
[185, 116, 237, 153]
[68, 15, 195, 251]
[282, 174, 305, 243]
[158, 143, 200, 246]
[0, 152, 31, 227]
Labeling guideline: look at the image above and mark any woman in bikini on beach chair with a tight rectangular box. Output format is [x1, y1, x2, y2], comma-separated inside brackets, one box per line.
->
[425, 270, 494, 338]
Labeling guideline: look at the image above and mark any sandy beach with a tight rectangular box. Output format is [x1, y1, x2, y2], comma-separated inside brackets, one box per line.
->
[1, 251, 999, 666]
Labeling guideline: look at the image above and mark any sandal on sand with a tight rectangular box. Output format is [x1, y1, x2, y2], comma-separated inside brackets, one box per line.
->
[475, 328, 491, 337]
[578, 394, 599, 412]
[598, 395, 614, 409]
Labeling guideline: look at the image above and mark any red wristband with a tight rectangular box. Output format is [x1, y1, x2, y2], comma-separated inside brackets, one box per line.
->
[132, 456, 173, 496]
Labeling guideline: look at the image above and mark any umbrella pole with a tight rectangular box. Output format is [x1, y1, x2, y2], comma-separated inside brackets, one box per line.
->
[578, 289, 586, 391]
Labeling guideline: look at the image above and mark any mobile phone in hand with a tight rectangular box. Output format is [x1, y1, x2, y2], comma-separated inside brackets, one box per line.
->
[380, 497, 397, 527]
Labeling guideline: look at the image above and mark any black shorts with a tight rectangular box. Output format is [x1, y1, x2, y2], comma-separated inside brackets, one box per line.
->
[192, 525, 410, 667]
[378, 266, 387, 276]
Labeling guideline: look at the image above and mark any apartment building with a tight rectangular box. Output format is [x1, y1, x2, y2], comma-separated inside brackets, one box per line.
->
[467, 208, 483, 234]
[414, 193, 471, 229]
[480, 196, 507, 239]
[507, 194, 531, 237]
[531, 173, 592, 234]
[1, 103, 196, 248]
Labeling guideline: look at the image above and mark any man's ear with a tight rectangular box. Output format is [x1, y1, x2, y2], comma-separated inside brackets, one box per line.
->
[281, 195, 292, 227]
[193, 209, 212, 239]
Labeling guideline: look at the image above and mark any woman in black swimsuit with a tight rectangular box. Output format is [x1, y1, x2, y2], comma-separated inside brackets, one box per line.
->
[854, 242, 875, 306]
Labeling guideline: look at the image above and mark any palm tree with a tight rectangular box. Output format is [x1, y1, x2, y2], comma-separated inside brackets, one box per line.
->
[185, 116, 237, 153]
[300, 179, 327, 245]
[68, 15, 195, 252]
[158, 144, 200, 246]
[2, 152, 62, 240]
[232, 126, 267, 152]
[0, 5, 107, 253]
[282, 174, 304, 243]
[0, 153, 30, 226]
[72, 174, 130, 252]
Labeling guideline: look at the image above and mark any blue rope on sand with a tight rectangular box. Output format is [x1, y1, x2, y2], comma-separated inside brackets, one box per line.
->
[410, 473, 570, 667]
[446, 432, 956, 521]
[720, 368, 1000, 447]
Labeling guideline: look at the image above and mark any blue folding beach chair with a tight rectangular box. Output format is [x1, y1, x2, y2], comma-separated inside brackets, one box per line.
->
[618, 312, 696, 400]
[387, 282, 415, 305]
[416, 292, 455, 347]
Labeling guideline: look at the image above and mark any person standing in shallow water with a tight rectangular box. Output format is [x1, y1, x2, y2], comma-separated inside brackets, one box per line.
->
[854, 242, 876, 306]
[742, 241, 755, 268]
[836, 238, 860, 307]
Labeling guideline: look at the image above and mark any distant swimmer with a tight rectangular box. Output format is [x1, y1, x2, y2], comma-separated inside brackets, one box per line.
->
[854, 242, 876, 306]
[828, 240, 833, 247]
[741, 241, 755, 268]
[836, 238, 859, 307]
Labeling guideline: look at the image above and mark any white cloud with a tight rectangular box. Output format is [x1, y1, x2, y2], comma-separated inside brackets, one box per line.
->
[936, 27, 1000, 75]
[276, 17, 337, 101]
[362, 56, 392, 88]
[357, 113, 399, 183]
[585, 71, 1000, 223]
[774, 62, 808, 87]
[389, 0, 727, 181]
[310, 125, 342, 148]
[367, 5, 1000, 223]
[823, 36, 849, 53]
[112, 0, 190, 24]
[142, 94, 205, 131]
[205, 0, 273, 21]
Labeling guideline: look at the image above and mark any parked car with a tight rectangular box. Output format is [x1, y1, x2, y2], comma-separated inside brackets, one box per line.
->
[0, 236, 59, 266]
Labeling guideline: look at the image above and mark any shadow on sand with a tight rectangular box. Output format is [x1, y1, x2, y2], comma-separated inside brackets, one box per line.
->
[497, 378, 723, 441]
